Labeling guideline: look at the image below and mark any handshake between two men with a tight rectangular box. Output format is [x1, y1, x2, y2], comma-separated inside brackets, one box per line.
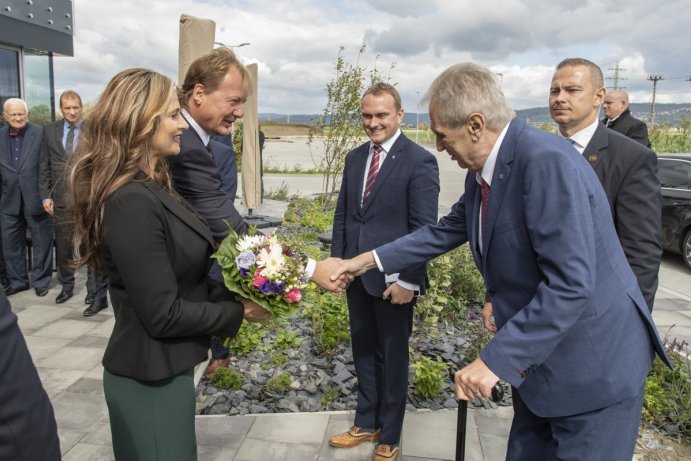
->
[311, 252, 501, 403]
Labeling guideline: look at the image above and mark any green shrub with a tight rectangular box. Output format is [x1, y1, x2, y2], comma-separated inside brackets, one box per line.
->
[283, 196, 335, 232]
[270, 352, 288, 367]
[225, 320, 266, 356]
[273, 329, 302, 350]
[411, 355, 447, 399]
[416, 245, 485, 326]
[301, 290, 350, 355]
[266, 371, 293, 394]
[643, 337, 691, 437]
[210, 367, 245, 391]
[320, 385, 340, 407]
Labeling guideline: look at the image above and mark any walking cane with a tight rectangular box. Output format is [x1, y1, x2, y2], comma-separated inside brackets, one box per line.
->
[449, 369, 504, 461]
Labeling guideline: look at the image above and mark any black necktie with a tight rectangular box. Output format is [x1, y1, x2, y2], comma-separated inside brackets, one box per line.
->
[480, 178, 490, 235]
[65, 124, 75, 155]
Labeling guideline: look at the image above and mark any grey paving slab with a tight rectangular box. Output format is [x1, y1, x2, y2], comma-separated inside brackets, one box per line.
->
[479, 433, 509, 461]
[88, 317, 116, 337]
[37, 345, 104, 371]
[51, 391, 109, 431]
[32, 318, 101, 339]
[22, 334, 71, 360]
[247, 412, 330, 445]
[197, 444, 241, 460]
[36, 367, 86, 397]
[195, 415, 255, 448]
[320, 413, 374, 460]
[66, 377, 106, 395]
[234, 436, 321, 461]
[58, 427, 88, 457]
[652, 310, 691, 327]
[84, 363, 105, 380]
[654, 297, 691, 311]
[474, 408, 513, 437]
[81, 421, 113, 446]
[62, 442, 115, 461]
[15, 304, 70, 330]
[67, 334, 111, 349]
[401, 410, 457, 460]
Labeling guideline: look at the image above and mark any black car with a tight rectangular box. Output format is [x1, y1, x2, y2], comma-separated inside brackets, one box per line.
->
[658, 153, 691, 271]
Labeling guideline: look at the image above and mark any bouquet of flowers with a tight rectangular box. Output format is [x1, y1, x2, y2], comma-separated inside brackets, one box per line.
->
[213, 229, 309, 318]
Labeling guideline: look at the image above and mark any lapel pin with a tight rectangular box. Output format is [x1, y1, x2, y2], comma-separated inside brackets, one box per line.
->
[588, 154, 597, 162]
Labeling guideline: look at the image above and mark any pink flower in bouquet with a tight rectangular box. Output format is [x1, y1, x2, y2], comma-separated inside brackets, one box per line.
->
[285, 288, 302, 303]
[253, 270, 268, 288]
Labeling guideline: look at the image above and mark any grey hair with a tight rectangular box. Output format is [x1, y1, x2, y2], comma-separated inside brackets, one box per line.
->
[421, 63, 514, 131]
[3, 98, 28, 113]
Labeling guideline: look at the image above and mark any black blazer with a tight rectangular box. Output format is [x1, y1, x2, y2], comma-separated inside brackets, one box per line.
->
[38, 120, 71, 206]
[0, 291, 60, 460]
[168, 118, 247, 243]
[0, 123, 44, 216]
[100, 182, 244, 381]
[583, 123, 662, 309]
[602, 109, 651, 148]
[331, 134, 440, 296]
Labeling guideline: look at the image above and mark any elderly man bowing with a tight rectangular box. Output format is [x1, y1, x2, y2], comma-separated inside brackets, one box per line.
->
[334, 63, 669, 461]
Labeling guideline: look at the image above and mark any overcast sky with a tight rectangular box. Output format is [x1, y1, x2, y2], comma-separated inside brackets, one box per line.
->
[55, 0, 691, 115]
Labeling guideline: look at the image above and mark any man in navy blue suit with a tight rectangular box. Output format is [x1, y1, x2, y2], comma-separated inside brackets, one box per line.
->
[334, 64, 669, 460]
[328, 83, 439, 461]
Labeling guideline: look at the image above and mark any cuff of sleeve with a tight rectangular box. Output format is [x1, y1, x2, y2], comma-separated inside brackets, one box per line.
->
[372, 250, 385, 272]
[305, 258, 316, 279]
[42, 199, 52, 205]
[395, 278, 420, 292]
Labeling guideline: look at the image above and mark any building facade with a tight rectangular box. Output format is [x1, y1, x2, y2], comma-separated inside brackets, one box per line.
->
[0, 0, 74, 124]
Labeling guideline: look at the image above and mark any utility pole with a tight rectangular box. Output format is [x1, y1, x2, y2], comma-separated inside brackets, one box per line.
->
[607, 61, 626, 89]
[647, 75, 664, 128]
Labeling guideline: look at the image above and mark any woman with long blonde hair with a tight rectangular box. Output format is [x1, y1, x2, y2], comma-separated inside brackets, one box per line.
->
[70, 67, 267, 460]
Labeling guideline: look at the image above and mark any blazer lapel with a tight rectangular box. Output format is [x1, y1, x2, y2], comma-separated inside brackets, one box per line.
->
[582, 123, 608, 171]
[481, 119, 519, 270]
[143, 182, 215, 248]
[18, 125, 39, 170]
[352, 144, 368, 214]
[53, 122, 67, 157]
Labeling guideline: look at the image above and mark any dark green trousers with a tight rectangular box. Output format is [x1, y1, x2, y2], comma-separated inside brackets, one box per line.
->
[104, 368, 197, 461]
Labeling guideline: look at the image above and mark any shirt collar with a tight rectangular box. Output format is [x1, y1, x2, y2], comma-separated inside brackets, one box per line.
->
[369, 128, 402, 154]
[477, 122, 510, 187]
[563, 118, 599, 153]
[182, 108, 211, 147]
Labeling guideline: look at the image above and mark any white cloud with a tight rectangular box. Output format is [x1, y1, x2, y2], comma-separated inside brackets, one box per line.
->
[53, 0, 691, 113]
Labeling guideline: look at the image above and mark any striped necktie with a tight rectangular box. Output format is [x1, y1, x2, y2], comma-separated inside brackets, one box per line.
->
[65, 124, 75, 155]
[362, 145, 382, 205]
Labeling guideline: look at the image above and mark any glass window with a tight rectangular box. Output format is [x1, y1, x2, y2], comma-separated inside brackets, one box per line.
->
[24, 49, 53, 126]
[0, 47, 20, 117]
[659, 159, 691, 190]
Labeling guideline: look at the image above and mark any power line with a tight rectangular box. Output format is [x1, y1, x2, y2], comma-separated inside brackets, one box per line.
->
[607, 61, 627, 90]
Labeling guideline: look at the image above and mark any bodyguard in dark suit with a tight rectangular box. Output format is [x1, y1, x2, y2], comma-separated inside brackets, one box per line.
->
[328, 83, 439, 461]
[335, 63, 669, 461]
[549, 59, 661, 310]
[602, 89, 651, 147]
[0, 98, 52, 297]
[39, 90, 109, 313]
[0, 290, 60, 460]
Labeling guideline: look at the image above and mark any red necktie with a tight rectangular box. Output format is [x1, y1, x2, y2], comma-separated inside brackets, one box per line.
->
[480, 178, 490, 234]
[363, 145, 382, 205]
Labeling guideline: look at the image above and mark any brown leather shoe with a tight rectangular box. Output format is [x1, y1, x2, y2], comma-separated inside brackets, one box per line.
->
[373, 444, 399, 461]
[205, 358, 230, 379]
[329, 426, 381, 448]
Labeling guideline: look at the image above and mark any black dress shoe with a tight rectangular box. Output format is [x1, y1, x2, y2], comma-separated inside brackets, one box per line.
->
[5, 284, 30, 296]
[0, 277, 9, 290]
[85, 293, 94, 305]
[35, 287, 49, 297]
[55, 290, 73, 304]
[83, 301, 108, 317]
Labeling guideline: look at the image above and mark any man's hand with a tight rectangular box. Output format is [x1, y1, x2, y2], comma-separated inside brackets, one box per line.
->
[383, 283, 414, 305]
[241, 299, 271, 323]
[42, 199, 54, 215]
[482, 301, 496, 333]
[454, 358, 500, 401]
[331, 251, 377, 282]
[312, 257, 353, 293]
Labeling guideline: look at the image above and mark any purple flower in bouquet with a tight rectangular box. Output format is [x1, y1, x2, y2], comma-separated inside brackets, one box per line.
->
[235, 251, 256, 270]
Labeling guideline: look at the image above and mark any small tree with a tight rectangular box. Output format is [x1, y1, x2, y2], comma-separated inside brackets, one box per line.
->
[309, 45, 393, 210]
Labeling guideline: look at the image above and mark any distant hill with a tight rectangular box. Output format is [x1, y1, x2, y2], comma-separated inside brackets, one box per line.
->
[260, 103, 691, 128]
